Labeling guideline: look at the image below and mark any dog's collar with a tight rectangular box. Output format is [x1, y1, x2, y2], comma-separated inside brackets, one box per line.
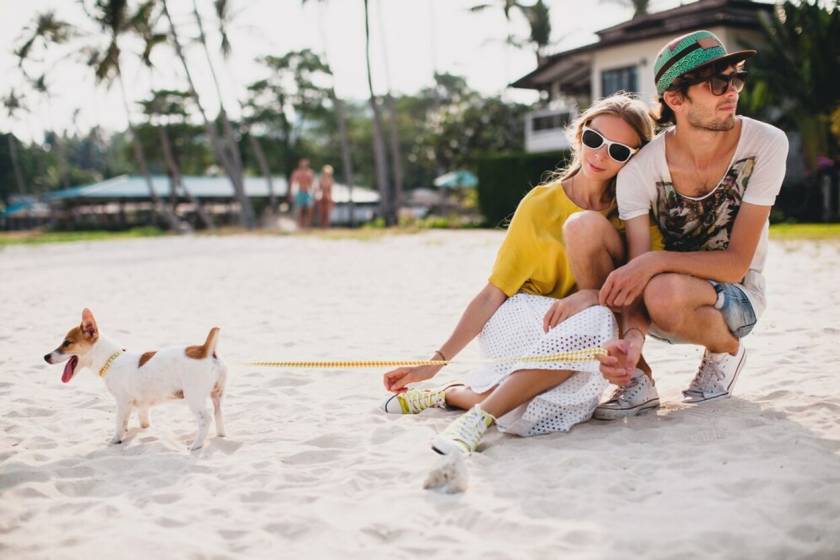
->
[98, 350, 125, 378]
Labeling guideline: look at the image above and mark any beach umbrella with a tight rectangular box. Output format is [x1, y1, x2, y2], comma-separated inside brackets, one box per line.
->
[433, 170, 478, 189]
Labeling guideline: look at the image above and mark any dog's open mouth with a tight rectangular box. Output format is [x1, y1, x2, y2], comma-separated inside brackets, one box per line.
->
[62, 355, 79, 383]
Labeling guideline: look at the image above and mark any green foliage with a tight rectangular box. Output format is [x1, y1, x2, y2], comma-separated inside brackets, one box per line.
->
[740, 0, 840, 169]
[475, 151, 569, 227]
[0, 226, 165, 247]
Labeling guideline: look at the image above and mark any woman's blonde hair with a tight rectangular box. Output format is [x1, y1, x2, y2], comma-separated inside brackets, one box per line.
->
[322, 164, 334, 175]
[544, 92, 655, 202]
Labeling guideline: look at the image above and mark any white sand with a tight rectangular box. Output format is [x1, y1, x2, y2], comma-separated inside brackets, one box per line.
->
[1, 230, 839, 559]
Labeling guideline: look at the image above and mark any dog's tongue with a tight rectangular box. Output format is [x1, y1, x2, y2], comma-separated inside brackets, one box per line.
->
[62, 356, 78, 383]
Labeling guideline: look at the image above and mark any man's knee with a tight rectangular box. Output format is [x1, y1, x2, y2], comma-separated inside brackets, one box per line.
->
[644, 273, 691, 330]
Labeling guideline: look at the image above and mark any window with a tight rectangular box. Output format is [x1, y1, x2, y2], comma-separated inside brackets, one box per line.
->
[601, 66, 638, 96]
[531, 112, 570, 133]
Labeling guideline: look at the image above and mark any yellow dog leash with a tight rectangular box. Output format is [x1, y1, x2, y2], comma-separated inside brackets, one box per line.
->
[246, 347, 607, 369]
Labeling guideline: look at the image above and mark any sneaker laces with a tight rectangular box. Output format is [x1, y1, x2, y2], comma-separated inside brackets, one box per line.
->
[441, 407, 494, 453]
[687, 354, 726, 394]
[399, 388, 444, 414]
[605, 374, 642, 405]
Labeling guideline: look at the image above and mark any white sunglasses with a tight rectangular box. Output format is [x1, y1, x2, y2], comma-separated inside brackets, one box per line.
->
[581, 126, 640, 163]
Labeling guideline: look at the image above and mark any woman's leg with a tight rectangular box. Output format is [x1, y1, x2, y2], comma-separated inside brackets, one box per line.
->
[479, 369, 574, 418]
[443, 369, 576, 416]
[444, 385, 493, 411]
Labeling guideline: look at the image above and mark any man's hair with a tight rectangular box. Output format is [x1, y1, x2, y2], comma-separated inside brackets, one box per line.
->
[653, 61, 743, 127]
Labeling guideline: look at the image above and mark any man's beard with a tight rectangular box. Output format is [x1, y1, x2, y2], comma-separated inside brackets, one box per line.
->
[687, 107, 736, 132]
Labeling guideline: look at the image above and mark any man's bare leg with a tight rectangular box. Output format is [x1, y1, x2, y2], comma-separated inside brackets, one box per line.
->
[644, 273, 738, 355]
[564, 210, 652, 374]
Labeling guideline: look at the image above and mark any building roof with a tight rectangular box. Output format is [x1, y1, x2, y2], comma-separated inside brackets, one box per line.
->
[43, 175, 380, 204]
[512, 0, 772, 90]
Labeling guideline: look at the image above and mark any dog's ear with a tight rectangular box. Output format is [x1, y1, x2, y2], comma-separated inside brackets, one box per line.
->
[81, 308, 98, 339]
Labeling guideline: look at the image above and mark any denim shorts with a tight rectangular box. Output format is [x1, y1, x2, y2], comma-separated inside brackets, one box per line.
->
[710, 281, 758, 339]
[649, 280, 758, 343]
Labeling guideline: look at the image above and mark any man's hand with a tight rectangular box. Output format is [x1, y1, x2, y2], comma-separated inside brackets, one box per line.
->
[599, 252, 659, 309]
[597, 332, 644, 386]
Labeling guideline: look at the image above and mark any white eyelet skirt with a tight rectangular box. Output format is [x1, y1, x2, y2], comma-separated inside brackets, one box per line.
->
[465, 294, 617, 437]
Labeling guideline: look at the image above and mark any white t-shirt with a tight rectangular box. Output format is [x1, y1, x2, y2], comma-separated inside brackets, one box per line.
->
[617, 116, 788, 314]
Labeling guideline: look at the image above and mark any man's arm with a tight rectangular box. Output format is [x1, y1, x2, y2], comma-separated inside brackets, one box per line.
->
[601, 202, 771, 309]
[596, 215, 652, 384]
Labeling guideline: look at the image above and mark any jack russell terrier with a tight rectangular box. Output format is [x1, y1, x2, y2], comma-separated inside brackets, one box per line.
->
[44, 309, 228, 450]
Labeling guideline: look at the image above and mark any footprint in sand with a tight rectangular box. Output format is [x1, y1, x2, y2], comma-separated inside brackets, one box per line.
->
[302, 433, 360, 449]
[282, 449, 340, 465]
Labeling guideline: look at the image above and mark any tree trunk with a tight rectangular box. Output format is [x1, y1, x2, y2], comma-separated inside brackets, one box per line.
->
[248, 134, 277, 213]
[191, 0, 246, 207]
[375, 0, 403, 220]
[363, 0, 394, 225]
[159, 126, 214, 229]
[383, 93, 403, 218]
[162, 0, 256, 229]
[117, 71, 181, 231]
[331, 91, 356, 227]
[7, 134, 26, 199]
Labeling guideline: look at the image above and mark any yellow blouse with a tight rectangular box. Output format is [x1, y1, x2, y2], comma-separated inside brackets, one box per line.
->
[488, 182, 662, 299]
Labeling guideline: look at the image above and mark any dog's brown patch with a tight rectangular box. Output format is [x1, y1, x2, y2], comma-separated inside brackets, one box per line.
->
[55, 325, 97, 355]
[172, 390, 184, 400]
[138, 351, 157, 367]
[185, 345, 206, 359]
[185, 327, 220, 360]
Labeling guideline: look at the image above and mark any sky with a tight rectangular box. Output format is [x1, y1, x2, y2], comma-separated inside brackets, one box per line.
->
[0, 0, 686, 142]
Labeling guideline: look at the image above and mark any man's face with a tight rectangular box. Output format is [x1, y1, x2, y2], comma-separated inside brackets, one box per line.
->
[682, 66, 740, 132]
[299, 159, 310, 170]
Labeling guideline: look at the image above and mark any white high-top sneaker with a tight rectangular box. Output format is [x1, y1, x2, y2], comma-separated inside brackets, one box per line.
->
[682, 344, 746, 404]
[593, 369, 660, 420]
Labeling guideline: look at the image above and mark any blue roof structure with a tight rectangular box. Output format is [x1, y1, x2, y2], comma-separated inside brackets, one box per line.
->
[43, 175, 379, 204]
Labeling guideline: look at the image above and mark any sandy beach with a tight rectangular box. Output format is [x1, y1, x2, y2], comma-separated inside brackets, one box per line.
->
[1, 230, 839, 559]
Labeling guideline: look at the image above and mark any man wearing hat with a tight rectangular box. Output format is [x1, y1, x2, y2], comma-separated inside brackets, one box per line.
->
[591, 30, 789, 418]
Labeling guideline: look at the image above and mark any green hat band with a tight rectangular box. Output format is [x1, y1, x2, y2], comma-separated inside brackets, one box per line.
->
[655, 31, 727, 96]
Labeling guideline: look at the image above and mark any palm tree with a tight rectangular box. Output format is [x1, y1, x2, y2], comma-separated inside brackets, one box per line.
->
[375, 0, 404, 217]
[82, 0, 181, 230]
[2, 91, 28, 198]
[363, 0, 395, 225]
[741, 0, 840, 219]
[470, 0, 552, 64]
[209, 0, 280, 216]
[600, 0, 650, 19]
[740, 0, 839, 169]
[140, 89, 215, 229]
[14, 13, 75, 190]
[132, 6, 214, 229]
[160, 0, 256, 228]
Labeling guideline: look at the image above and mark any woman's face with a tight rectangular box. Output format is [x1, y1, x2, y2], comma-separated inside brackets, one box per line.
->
[578, 114, 642, 181]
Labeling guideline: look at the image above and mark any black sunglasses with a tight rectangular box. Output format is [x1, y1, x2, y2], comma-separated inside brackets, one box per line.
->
[682, 71, 748, 96]
[581, 127, 639, 163]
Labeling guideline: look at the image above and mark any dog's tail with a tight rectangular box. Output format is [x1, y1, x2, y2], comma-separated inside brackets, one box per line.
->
[204, 327, 220, 359]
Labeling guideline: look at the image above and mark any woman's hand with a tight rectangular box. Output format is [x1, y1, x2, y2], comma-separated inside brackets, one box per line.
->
[543, 289, 598, 332]
[383, 364, 441, 393]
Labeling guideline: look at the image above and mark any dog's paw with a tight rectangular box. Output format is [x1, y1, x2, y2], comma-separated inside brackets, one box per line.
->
[423, 454, 468, 494]
[189, 442, 204, 451]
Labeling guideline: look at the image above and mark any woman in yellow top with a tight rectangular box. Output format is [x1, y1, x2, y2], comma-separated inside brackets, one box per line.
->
[382, 93, 657, 455]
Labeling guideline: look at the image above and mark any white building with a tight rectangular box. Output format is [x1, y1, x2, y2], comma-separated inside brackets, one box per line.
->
[512, 0, 772, 153]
